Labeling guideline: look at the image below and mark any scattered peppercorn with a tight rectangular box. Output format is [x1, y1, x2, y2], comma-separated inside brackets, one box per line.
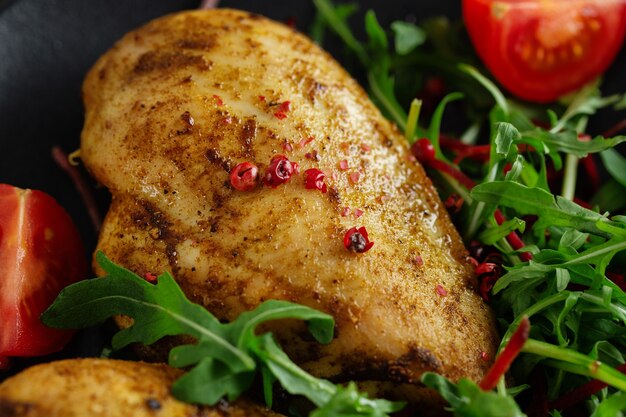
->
[411, 138, 436, 163]
[475, 262, 502, 301]
[343, 226, 374, 253]
[305, 150, 320, 161]
[444, 194, 464, 213]
[274, 101, 291, 119]
[264, 155, 296, 187]
[230, 162, 259, 191]
[436, 284, 448, 297]
[299, 136, 315, 148]
[143, 272, 158, 284]
[304, 168, 327, 193]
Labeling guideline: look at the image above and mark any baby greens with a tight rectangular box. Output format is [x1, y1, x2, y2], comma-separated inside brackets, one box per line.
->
[312, 1, 626, 415]
[42, 251, 403, 417]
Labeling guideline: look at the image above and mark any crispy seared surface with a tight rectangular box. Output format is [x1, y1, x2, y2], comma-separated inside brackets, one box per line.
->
[0, 358, 280, 417]
[80, 8, 498, 406]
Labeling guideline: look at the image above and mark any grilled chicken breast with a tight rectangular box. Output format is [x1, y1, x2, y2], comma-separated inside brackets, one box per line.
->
[0, 358, 280, 417]
[80, 8, 498, 408]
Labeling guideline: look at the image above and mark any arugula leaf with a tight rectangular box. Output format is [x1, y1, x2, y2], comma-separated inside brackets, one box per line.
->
[311, 3, 626, 414]
[309, 2, 358, 45]
[421, 373, 526, 417]
[521, 130, 626, 158]
[601, 148, 626, 188]
[478, 217, 525, 246]
[494, 122, 519, 159]
[459, 63, 509, 117]
[391, 21, 425, 55]
[552, 84, 620, 133]
[590, 392, 626, 417]
[42, 252, 402, 416]
[592, 180, 626, 213]
[471, 181, 612, 238]
[427, 92, 464, 162]
[312, 0, 367, 64]
[310, 382, 404, 417]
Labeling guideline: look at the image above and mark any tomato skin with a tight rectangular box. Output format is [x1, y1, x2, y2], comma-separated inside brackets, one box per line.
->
[463, 0, 626, 103]
[0, 184, 87, 362]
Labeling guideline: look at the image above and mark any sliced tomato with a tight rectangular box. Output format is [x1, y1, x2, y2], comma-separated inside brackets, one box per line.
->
[463, 0, 626, 102]
[0, 184, 87, 365]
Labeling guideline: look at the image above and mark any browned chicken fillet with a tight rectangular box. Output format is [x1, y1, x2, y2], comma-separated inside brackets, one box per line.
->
[0, 358, 281, 417]
[80, 8, 499, 408]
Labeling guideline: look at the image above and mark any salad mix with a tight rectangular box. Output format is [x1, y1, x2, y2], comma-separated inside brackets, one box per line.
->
[311, 0, 626, 415]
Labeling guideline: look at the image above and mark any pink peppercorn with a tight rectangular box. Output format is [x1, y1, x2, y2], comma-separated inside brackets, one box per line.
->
[304, 168, 327, 193]
[230, 162, 259, 191]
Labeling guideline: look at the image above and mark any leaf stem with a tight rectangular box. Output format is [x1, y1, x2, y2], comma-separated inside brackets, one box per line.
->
[405, 99, 422, 143]
[367, 72, 407, 131]
[312, 0, 368, 65]
[561, 153, 579, 201]
[458, 64, 509, 116]
[579, 293, 626, 323]
[498, 292, 573, 350]
[523, 339, 626, 392]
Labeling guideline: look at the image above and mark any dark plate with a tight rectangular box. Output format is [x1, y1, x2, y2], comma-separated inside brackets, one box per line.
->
[0, 0, 624, 375]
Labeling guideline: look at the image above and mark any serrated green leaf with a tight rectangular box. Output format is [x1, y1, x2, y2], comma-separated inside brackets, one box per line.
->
[591, 392, 626, 417]
[601, 148, 626, 188]
[309, 2, 358, 45]
[254, 334, 337, 407]
[522, 130, 626, 158]
[310, 382, 404, 417]
[589, 341, 624, 367]
[555, 291, 578, 346]
[421, 373, 527, 417]
[225, 300, 335, 349]
[478, 217, 525, 246]
[391, 21, 425, 55]
[591, 180, 626, 213]
[43, 253, 401, 416]
[494, 122, 520, 158]
[312, 0, 367, 64]
[553, 84, 619, 132]
[559, 229, 589, 251]
[505, 155, 525, 182]
[471, 181, 610, 237]
[459, 63, 509, 116]
[426, 92, 464, 163]
[555, 268, 571, 293]
[171, 359, 254, 404]
[365, 11, 387, 55]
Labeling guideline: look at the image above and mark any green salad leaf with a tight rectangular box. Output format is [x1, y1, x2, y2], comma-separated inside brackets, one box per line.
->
[42, 252, 403, 416]
[312, 1, 626, 415]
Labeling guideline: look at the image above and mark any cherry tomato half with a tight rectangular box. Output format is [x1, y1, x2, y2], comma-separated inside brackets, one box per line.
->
[0, 184, 87, 366]
[463, 0, 626, 103]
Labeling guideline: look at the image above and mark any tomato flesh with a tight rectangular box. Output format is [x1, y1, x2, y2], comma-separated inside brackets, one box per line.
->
[0, 184, 87, 363]
[463, 0, 626, 102]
